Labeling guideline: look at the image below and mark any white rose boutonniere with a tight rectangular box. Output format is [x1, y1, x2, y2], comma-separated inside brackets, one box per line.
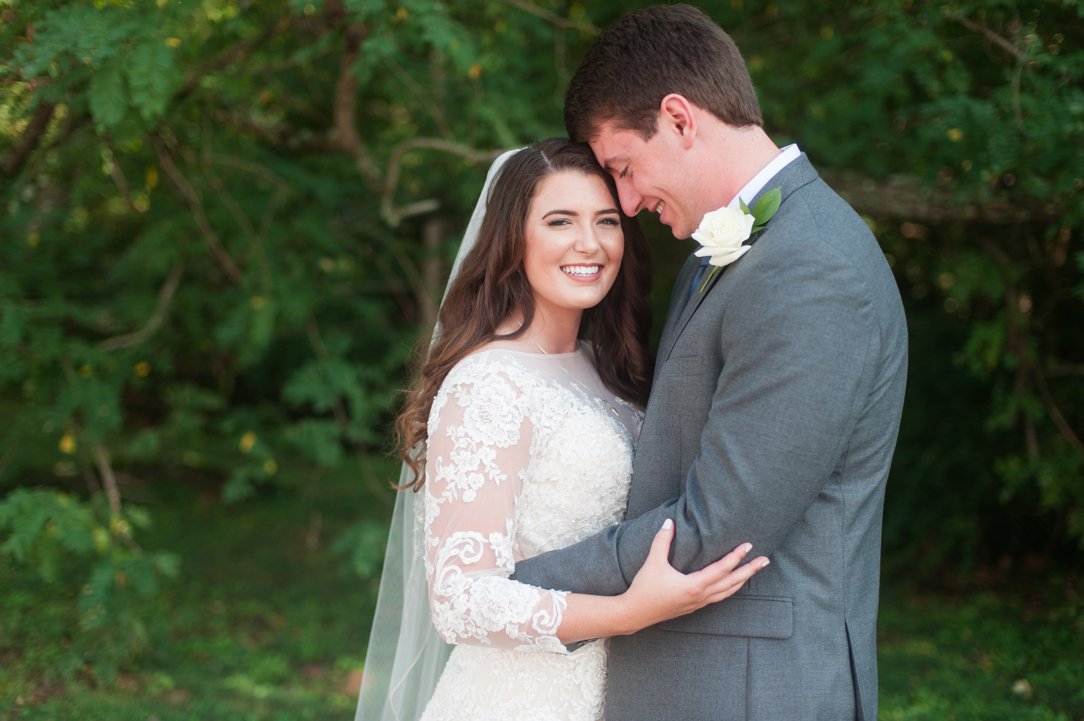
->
[693, 187, 782, 293]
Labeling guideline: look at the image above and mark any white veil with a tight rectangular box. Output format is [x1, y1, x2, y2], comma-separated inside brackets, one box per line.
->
[355, 148, 521, 721]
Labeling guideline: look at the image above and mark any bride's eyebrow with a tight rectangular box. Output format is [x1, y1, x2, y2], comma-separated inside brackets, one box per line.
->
[541, 208, 620, 219]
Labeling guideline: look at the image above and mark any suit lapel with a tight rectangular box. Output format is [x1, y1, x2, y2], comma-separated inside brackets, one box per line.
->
[655, 255, 699, 364]
[659, 257, 724, 362]
[650, 255, 702, 379]
[658, 155, 820, 363]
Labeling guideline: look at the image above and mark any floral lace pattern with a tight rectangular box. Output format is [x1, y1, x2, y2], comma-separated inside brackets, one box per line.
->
[420, 347, 640, 721]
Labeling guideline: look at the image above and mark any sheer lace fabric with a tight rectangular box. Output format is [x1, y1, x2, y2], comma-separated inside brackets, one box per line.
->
[420, 347, 640, 721]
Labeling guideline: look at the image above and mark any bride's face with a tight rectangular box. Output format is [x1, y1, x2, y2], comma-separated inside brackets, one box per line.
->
[522, 170, 625, 323]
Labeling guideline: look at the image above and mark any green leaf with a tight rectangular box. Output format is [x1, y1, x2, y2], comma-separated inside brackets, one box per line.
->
[332, 518, 391, 579]
[752, 187, 781, 227]
[223, 466, 260, 503]
[152, 551, 181, 579]
[89, 63, 127, 131]
[284, 419, 345, 467]
[127, 39, 176, 124]
[0, 490, 95, 564]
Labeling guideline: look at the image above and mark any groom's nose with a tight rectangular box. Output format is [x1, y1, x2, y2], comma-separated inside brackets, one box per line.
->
[616, 178, 643, 217]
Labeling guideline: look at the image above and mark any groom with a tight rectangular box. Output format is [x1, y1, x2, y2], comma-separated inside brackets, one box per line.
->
[511, 5, 907, 720]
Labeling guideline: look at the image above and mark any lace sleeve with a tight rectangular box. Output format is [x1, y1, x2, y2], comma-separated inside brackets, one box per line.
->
[423, 363, 570, 654]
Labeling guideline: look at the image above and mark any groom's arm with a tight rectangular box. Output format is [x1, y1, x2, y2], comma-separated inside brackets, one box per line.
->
[512, 212, 897, 596]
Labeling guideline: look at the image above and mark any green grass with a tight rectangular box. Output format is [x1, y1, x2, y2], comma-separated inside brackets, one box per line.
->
[878, 577, 1084, 720]
[1, 457, 399, 721]
[2, 459, 1082, 720]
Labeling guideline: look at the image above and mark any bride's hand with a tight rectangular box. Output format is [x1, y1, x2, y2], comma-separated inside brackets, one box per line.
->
[618, 519, 769, 634]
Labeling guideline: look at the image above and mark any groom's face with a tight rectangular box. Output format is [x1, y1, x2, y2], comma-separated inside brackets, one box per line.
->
[590, 119, 699, 240]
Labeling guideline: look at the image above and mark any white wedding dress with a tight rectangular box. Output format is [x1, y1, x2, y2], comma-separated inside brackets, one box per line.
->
[418, 345, 641, 721]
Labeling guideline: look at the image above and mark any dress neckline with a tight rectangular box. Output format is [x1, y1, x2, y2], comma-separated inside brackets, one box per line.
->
[471, 344, 583, 360]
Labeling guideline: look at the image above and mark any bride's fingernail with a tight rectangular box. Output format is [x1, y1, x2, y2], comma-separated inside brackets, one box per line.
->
[760, 558, 771, 568]
[662, 519, 673, 530]
[742, 543, 753, 554]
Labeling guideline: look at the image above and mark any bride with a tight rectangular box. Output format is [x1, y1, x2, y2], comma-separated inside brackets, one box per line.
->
[356, 139, 768, 721]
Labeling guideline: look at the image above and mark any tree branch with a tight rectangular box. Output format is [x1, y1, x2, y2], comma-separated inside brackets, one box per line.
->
[952, 14, 1029, 63]
[1036, 365, 1084, 456]
[93, 444, 123, 516]
[100, 264, 184, 351]
[382, 139, 503, 226]
[1047, 364, 1084, 379]
[105, 143, 138, 213]
[2, 100, 55, 178]
[949, 14, 1034, 132]
[153, 136, 244, 283]
[330, 20, 382, 190]
[821, 169, 1063, 224]
[499, 0, 599, 34]
[173, 19, 289, 106]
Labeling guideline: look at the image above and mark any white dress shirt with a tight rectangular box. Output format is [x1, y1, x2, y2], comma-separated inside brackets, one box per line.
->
[727, 143, 801, 209]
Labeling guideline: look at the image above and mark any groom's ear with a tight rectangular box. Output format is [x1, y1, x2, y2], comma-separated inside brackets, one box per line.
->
[659, 94, 697, 148]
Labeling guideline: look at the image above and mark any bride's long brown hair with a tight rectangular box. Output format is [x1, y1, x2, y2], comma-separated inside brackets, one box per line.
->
[395, 138, 653, 490]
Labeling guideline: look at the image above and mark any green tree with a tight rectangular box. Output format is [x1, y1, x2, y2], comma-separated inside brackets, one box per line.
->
[1, 0, 1081, 675]
[752, 0, 1084, 565]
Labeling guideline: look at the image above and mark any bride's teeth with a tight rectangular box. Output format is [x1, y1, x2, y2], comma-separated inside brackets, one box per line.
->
[562, 265, 600, 277]
[655, 201, 665, 213]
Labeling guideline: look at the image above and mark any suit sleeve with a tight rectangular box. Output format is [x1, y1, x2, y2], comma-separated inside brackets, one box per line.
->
[512, 215, 883, 595]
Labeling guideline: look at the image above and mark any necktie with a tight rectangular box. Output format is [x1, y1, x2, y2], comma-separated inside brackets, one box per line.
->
[688, 257, 711, 301]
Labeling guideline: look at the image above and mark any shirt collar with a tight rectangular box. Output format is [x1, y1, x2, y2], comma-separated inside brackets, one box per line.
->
[727, 144, 801, 209]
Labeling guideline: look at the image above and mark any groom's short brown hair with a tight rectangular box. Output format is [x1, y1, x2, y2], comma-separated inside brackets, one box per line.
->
[565, 4, 763, 142]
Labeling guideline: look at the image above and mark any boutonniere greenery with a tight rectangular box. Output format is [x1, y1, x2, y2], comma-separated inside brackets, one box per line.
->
[692, 187, 782, 293]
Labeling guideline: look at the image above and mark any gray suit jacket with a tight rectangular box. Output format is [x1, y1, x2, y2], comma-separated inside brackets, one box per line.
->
[511, 155, 907, 721]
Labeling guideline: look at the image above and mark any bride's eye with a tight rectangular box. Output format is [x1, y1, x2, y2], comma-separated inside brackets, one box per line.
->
[598, 217, 620, 226]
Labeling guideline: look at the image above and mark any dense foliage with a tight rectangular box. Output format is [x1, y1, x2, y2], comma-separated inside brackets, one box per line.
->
[2, 0, 1081, 678]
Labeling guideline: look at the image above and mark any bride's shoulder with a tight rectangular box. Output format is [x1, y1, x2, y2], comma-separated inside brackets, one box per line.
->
[430, 349, 540, 427]
[441, 345, 537, 388]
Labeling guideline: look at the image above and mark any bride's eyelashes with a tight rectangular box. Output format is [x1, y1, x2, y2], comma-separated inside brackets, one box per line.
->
[544, 216, 621, 228]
